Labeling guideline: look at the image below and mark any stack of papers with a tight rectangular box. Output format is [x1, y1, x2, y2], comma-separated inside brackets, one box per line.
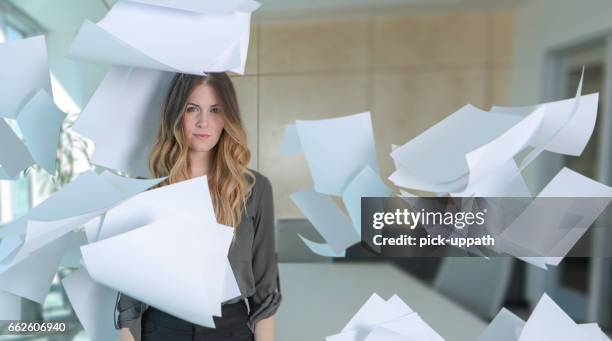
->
[479, 293, 610, 341]
[282, 112, 391, 257]
[326, 293, 445, 341]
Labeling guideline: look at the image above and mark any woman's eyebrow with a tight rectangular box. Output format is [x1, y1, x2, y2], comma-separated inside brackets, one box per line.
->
[186, 102, 200, 108]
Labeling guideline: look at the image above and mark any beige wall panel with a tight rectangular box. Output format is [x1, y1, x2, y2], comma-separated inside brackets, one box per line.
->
[259, 73, 370, 218]
[259, 19, 370, 74]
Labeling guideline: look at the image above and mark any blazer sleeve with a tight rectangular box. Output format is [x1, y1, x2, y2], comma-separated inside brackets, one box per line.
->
[247, 175, 282, 331]
[114, 291, 148, 329]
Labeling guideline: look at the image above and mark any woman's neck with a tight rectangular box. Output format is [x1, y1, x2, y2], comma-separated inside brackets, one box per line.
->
[188, 150, 211, 178]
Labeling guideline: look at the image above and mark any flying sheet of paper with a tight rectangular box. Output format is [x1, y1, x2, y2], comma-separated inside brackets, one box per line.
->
[342, 165, 392, 235]
[296, 112, 379, 196]
[327, 293, 444, 341]
[0, 290, 21, 320]
[0, 170, 164, 239]
[459, 107, 545, 195]
[126, 0, 261, 14]
[282, 124, 302, 155]
[59, 230, 89, 268]
[0, 119, 35, 178]
[16, 89, 65, 174]
[477, 308, 525, 341]
[390, 71, 598, 195]
[10, 209, 107, 265]
[62, 267, 118, 341]
[362, 313, 445, 341]
[26, 170, 165, 221]
[71, 66, 172, 177]
[0, 35, 52, 119]
[291, 188, 359, 255]
[364, 328, 413, 341]
[95, 176, 215, 241]
[84, 215, 106, 243]
[0, 234, 23, 263]
[518, 293, 579, 341]
[451, 159, 531, 198]
[69, 0, 258, 74]
[222, 257, 241, 302]
[575, 323, 608, 341]
[389, 104, 522, 192]
[81, 216, 234, 327]
[499, 167, 612, 267]
[0, 232, 74, 303]
[341, 294, 413, 334]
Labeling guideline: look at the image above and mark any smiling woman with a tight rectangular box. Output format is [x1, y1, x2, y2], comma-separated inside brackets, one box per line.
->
[115, 72, 281, 341]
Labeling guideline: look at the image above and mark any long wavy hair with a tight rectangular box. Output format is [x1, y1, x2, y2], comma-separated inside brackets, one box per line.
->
[148, 72, 255, 228]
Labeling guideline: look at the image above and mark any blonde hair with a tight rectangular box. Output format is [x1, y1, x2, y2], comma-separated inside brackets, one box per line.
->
[148, 72, 255, 228]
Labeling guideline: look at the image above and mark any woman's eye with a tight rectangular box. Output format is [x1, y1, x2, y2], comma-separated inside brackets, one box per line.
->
[211, 107, 221, 114]
[186, 106, 199, 113]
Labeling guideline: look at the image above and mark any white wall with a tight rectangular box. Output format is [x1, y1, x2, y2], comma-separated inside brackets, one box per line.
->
[512, 0, 612, 312]
[512, 0, 612, 105]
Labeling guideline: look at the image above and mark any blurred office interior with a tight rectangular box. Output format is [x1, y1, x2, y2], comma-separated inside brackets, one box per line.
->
[0, 0, 611, 340]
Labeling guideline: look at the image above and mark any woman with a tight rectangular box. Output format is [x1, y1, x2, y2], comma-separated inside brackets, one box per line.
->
[115, 72, 281, 341]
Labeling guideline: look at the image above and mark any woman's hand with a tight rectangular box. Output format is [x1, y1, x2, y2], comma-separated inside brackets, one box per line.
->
[254, 314, 276, 341]
[119, 327, 135, 341]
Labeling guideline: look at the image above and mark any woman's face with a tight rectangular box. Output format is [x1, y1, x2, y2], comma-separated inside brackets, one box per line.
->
[181, 82, 225, 152]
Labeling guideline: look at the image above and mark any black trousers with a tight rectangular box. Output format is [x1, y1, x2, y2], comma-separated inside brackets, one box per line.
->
[140, 301, 254, 341]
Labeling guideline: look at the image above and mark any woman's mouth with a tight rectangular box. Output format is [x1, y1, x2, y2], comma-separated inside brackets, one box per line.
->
[193, 133, 210, 140]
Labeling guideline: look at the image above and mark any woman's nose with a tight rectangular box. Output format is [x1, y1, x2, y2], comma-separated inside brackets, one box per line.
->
[196, 113, 209, 128]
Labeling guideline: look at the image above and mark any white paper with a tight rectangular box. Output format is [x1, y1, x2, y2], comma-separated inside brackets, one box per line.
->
[518, 293, 579, 341]
[16, 89, 66, 174]
[222, 257, 241, 302]
[81, 216, 234, 327]
[69, 0, 257, 75]
[342, 165, 392, 235]
[10, 209, 106, 265]
[0, 35, 52, 119]
[328, 293, 443, 341]
[389, 104, 522, 192]
[0, 232, 73, 303]
[451, 159, 531, 198]
[282, 123, 302, 155]
[71, 66, 173, 177]
[364, 327, 413, 341]
[390, 71, 598, 196]
[341, 293, 412, 334]
[296, 112, 379, 196]
[62, 267, 119, 341]
[96, 175, 215, 240]
[500, 168, 612, 267]
[0, 233, 23, 263]
[478, 308, 525, 341]
[291, 188, 359, 255]
[0, 170, 164, 240]
[364, 314, 445, 341]
[0, 118, 35, 178]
